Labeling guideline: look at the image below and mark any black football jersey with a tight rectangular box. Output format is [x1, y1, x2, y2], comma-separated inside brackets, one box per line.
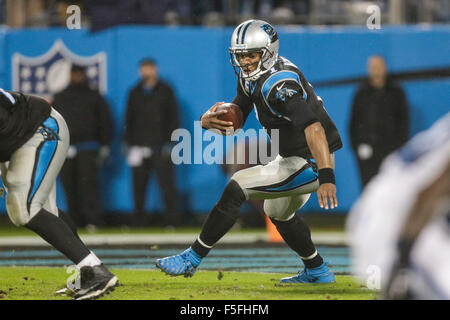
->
[0, 91, 51, 162]
[232, 56, 342, 158]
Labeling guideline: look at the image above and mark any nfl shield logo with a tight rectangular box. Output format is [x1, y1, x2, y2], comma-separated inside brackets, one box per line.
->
[12, 39, 107, 99]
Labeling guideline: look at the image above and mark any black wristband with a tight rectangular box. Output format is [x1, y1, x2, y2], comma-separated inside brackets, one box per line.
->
[318, 168, 335, 185]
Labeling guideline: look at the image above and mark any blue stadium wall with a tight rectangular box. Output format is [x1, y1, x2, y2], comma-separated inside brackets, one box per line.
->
[0, 25, 448, 216]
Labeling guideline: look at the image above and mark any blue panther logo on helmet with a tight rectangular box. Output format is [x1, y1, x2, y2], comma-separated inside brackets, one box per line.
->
[260, 24, 278, 42]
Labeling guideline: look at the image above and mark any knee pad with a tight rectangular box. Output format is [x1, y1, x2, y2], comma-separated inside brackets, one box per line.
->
[264, 194, 310, 222]
[5, 170, 28, 190]
[229, 171, 250, 199]
[264, 200, 293, 221]
[6, 191, 30, 226]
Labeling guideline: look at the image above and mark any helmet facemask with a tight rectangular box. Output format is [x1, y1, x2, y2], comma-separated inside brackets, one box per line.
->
[229, 47, 276, 81]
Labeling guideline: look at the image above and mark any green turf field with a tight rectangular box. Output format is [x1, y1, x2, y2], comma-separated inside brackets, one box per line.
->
[0, 267, 377, 300]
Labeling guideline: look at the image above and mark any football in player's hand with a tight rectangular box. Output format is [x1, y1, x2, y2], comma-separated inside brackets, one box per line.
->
[216, 103, 243, 131]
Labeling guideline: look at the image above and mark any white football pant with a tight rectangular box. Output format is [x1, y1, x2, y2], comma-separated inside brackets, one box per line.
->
[231, 154, 334, 221]
[0, 108, 69, 226]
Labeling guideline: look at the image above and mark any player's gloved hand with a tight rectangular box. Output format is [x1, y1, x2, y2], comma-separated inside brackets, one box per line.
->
[317, 183, 338, 210]
[201, 102, 234, 132]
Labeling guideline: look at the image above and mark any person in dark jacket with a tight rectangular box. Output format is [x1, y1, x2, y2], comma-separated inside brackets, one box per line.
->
[53, 64, 114, 228]
[349, 55, 410, 188]
[124, 58, 180, 227]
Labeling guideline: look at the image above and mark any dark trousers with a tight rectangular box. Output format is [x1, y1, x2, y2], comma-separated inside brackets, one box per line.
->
[132, 154, 179, 226]
[60, 151, 104, 227]
[356, 153, 386, 188]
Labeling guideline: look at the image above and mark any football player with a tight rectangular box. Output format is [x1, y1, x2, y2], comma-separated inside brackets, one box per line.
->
[0, 88, 118, 300]
[347, 112, 450, 299]
[156, 20, 342, 283]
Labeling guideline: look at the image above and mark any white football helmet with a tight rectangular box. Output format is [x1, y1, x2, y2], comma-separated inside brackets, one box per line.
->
[229, 20, 279, 81]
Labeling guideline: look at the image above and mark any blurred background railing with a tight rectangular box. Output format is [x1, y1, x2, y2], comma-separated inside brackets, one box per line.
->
[1, 0, 449, 30]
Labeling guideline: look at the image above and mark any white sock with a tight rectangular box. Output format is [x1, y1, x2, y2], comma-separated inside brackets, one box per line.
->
[77, 251, 102, 269]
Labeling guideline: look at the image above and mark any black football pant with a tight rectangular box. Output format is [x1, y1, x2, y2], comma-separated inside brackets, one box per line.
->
[132, 154, 180, 226]
[60, 151, 104, 227]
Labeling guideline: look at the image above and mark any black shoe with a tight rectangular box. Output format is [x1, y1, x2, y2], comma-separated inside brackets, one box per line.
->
[73, 264, 119, 300]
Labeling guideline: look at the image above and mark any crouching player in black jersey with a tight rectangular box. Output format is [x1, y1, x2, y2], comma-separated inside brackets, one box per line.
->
[0, 89, 118, 299]
[156, 20, 343, 283]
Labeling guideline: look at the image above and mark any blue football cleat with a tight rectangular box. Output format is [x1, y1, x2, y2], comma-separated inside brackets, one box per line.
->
[155, 247, 202, 277]
[280, 263, 336, 284]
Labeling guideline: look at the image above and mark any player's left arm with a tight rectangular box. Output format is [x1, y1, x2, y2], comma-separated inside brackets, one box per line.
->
[268, 80, 337, 210]
[304, 122, 337, 210]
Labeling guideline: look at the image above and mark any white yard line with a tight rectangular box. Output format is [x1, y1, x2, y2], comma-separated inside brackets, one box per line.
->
[0, 232, 348, 247]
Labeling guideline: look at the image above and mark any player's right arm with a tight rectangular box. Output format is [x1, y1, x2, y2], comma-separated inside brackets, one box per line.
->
[201, 79, 253, 132]
[200, 102, 234, 132]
